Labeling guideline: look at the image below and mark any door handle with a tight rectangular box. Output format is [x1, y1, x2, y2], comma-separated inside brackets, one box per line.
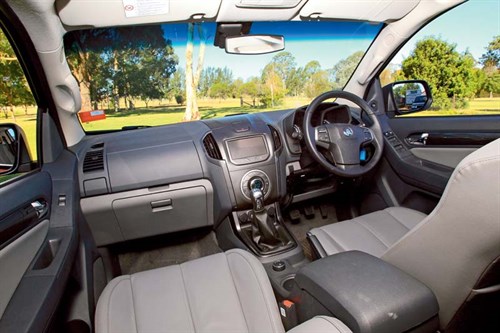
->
[406, 133, 429, 146]
[31, 200, 48, 218]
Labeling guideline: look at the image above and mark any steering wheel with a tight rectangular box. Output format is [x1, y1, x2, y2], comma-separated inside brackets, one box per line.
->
[303, 90, 384, 178]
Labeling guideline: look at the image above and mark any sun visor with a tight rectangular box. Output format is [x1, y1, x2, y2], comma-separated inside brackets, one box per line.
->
[57, 0, 222, 28]
[217, 0, 309, 22]
[299, 0, 420, 22]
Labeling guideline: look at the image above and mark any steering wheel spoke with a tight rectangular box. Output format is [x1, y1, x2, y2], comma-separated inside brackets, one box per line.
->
[314, 125, 331, 149]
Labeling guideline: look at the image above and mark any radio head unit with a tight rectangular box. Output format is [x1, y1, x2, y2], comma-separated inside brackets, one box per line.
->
[226, 135, 269, 165]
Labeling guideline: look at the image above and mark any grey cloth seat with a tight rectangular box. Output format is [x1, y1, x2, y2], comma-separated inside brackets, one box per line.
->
[309, 207, 426, 257]
[95, 248, 351, 333]
[308, 138, 500, 330]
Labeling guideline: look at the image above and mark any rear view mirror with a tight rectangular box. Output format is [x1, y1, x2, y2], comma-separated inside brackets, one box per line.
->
[0, 124, 33, 175]
[382, 80, 433, 117]
[225, 35, 285, 55]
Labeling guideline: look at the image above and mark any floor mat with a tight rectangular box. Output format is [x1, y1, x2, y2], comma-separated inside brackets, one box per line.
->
[116, 228, 222, 275]
[283, 198, 339, 260]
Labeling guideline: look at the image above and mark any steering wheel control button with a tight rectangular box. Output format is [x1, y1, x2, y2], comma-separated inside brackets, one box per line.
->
[272, 260, 286, 272]
[360, 148, 368, 162]
[316, 127, 330, 143]
[363, 130, 373, 142]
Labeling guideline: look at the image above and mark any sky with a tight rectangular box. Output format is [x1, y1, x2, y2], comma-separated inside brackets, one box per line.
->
[163, 22, 382, 80]
[162, 0, 499, 80]
[393, 0, 500, 67]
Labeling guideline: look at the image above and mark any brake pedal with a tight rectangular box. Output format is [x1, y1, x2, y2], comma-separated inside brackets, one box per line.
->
[319, 204, 329, 219]
[289, 209, 301, 224]
[304, 205, 315, 219]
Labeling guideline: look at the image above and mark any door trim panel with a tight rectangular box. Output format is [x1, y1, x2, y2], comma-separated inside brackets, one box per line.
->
[0, 220, 49, 318]
[411, 147, 477, 169]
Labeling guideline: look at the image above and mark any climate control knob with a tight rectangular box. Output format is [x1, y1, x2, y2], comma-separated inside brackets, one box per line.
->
[240, 170, 271, 201]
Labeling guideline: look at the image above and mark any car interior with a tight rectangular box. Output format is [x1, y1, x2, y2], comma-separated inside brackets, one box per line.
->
[0, 0, 499, 333]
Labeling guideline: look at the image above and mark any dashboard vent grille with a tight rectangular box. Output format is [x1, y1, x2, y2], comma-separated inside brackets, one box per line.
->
[203, 134, 222, 160]
[268, 125, 282, 151]
[83, 149, 104, 172]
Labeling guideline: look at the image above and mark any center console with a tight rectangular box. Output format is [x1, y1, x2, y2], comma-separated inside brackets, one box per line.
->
[206, 116, 299, 258]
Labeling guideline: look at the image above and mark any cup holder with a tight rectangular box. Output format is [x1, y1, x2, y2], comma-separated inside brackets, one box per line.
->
[281, 275, 296, 292]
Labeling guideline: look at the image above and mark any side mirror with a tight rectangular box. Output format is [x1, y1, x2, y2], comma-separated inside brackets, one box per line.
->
[0, 124, 33, 175]
[382, 80, 433, 117]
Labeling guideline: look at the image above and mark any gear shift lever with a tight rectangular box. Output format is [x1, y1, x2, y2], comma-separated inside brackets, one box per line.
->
[250, 178, 265, 212]
[249, 178, 280, 246]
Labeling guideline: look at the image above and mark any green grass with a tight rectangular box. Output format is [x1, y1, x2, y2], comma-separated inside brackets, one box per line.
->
[80, 97, 310, 131]
[411, 98, 500, 117]
[1, 97, 499, 165]
[0, 173, 21, 184]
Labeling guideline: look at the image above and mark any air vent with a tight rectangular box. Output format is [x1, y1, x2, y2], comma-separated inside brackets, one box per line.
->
[203, 133, 222, 160]
[83, 149, 104, 172]
[268, 125, 282, 151]
[91, 142, 104, 149]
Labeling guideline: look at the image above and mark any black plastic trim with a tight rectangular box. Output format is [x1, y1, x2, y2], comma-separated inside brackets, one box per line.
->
[423, 132, 500, 146]
[306, 232, 327, 259]
[0, 204, 40, 251]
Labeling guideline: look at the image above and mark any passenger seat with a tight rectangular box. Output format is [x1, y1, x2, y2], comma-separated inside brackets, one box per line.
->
[95, 248, 352, 333]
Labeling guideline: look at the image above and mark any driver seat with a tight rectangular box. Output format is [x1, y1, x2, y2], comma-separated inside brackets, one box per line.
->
[307, 138, 500, 330]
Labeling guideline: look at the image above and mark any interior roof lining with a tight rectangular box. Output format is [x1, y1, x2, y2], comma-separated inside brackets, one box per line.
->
[56, 0, 421, 29]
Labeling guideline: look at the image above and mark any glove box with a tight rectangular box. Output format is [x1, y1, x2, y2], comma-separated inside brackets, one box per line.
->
[81, 180, 213, 246]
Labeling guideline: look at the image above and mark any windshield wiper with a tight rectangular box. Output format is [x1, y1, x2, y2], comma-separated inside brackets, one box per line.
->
[121, 125, 152, 131]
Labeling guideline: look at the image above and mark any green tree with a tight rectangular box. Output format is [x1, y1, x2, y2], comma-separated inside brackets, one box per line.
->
[400, 37, 477, 109]
[480, 35, 500, 71]
[481, 73, 500, 98]
[240, 77, 261, 106]
[199, 66, 234, 98]
[303, 60, 321, 80]
[479, 36, 500, 98]
[167, 68, 185, 104]
[65, 25, 177, 111]
[269, 51, 296, 91]
[260, 66, 285, 107]
[231, 78, 244, 98]
[131, 46, 178, 107]
[300, 61, 330, 98]
[330, 51, 364, 89]
[209, 82, 232, 100]
[304, 70, 330, 98]
[0, 31, 33, 119]
[286, 67, 305, 97]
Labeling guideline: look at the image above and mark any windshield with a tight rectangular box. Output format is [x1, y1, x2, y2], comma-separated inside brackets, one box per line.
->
[64, 21, 382, 131]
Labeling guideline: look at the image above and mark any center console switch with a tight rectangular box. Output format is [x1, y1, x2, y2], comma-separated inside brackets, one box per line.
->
[292, 251, 439, 333]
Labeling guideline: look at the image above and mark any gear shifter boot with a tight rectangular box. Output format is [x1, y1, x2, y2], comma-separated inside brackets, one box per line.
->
[251, 209, 280, 246]
[249, 181, 281, 246]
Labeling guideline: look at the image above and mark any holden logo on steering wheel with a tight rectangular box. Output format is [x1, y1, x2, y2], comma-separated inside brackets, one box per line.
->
[343, 127, 354, 137]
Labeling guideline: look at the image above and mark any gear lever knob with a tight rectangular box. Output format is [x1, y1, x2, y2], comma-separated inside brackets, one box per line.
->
[249, 178, 265, 212]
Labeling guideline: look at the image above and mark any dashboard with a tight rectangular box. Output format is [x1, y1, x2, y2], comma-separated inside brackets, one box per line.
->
[73, 103, 359, 246]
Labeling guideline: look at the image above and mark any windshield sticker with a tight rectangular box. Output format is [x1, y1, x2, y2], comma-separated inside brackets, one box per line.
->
[122, 0, 169, 18]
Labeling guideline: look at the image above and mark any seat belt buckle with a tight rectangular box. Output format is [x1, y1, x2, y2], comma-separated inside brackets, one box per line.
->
[279, 300, 298, 330]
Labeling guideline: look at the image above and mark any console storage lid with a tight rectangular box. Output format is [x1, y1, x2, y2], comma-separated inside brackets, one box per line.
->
[295, 251, 439, 333]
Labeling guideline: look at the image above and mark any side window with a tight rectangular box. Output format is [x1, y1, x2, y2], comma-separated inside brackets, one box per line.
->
[380, 1, 500, 116]
[0, 28, 37, 184]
